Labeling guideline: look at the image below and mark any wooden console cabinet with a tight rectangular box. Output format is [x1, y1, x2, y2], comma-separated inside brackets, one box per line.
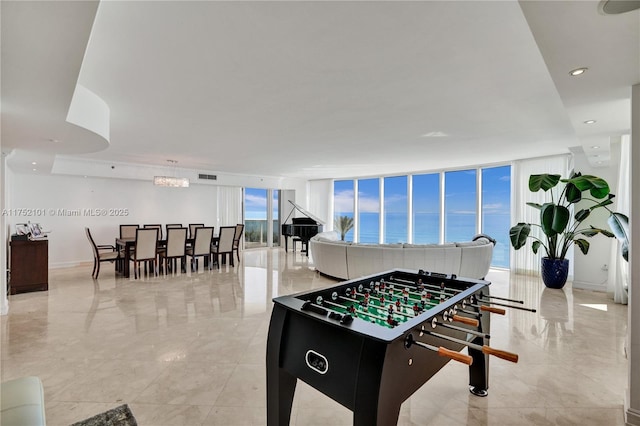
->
[9, 239, 48, 294]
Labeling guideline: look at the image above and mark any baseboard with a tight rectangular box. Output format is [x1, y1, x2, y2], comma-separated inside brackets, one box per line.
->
[571, 280, 606, 292]
[49, 260, 91, 269]
[625, 390, 640, 426]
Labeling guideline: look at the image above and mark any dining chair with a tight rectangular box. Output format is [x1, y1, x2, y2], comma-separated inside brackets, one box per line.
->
[232, 223, 244, 263]
[158, 227, 187, 274]
[188, 223, 205, 239]
[119, 224, 139, 239]
[130, 228, 159, 279]
[85, 227, 120, 279]
[165, 223, 182, 238]
[143, 224, 163, 240]
[186, 226, 214, 271]
[212, 226, 236, 268]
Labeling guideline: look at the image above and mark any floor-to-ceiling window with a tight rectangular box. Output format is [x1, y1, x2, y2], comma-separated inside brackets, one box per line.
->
[334, 180, 354, 241]
[482, 165, 511, 268]
[331, 163, 510, 268]
[357, 178, 379, 243]
[444, 169, 477, 243]
[244, 188, 268, 248]
[272, 190, 280, 246]
[412, 173, 440, 244]
[384, 176, 408, 243]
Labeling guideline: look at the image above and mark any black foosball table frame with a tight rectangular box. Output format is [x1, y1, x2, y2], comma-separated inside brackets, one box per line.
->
[267, 269, 503, 426]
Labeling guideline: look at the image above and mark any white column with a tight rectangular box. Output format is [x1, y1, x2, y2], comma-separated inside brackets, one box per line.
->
[1, 152, 8, 315]
[626, 83, 640, 426]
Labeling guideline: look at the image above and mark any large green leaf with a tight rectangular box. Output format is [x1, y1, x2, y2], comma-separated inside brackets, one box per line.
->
[574, 209, 590, 222]
[568, 175, 610, 199]
[540, 203, 569, 236]
[574, 238, 590, 255]
[608, 213, 630, 262]
[580, 226, 614, 238]
[532, 240, 541, 254]
[565, 182, 582, 204]
[526, 202, 543, 210]
[509, 223, 530, 250]
[529, 174, 560, 192]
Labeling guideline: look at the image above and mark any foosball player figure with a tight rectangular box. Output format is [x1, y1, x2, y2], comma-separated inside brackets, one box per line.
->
[386, 314, 399, 327]
[395, 299, 401, 310]
[420, 300, 427, 309]
[413, 303, 421, 315]
[374, 282, 380, 294]
[417, 278, 424, 290]
[380, 280, 386, 291]
[380, 295, 385, 306]
[351, 288, 357, 299]
[347, 304, 357, 314]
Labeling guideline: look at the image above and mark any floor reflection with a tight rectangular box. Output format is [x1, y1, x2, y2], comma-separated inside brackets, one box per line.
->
[0, 249, 629, 426]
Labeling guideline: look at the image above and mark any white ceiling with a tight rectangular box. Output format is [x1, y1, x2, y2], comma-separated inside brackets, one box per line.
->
[2, 1, 639, 180]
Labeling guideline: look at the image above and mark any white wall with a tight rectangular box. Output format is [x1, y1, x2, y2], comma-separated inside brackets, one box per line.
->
[571, 151, 620, 291]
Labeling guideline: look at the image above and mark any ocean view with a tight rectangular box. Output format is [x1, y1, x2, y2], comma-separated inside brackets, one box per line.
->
[344, 212, 510, 268]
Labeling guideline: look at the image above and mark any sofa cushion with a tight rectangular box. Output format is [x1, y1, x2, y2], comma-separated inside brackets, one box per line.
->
[313, 231, 340, 242]
[1, 376, 46, 426]
[403, 243, 456, 248]
[456, 240, 489, 247]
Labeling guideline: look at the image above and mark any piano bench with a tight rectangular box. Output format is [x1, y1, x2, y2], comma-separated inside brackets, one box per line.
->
[292, 238, 308, 253]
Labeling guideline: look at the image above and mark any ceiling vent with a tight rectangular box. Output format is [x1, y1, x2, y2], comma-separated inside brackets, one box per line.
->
[198, 173, 217, 181]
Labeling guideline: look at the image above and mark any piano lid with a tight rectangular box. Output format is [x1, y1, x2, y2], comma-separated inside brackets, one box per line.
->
[285, 200, 325, 225]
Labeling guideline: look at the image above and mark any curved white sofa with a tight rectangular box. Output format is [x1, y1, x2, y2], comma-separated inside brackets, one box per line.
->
[309, 231, 495, 281]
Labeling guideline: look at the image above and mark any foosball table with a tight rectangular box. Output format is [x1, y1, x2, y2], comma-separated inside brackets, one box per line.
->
[267, 269, 532, 426]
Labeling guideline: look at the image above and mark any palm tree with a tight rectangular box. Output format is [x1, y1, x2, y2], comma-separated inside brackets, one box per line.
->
[334, 215, 354, 241]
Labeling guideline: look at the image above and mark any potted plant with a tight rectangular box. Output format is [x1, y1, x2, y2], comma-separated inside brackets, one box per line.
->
[334, 215, 354, 241]
[509, 172, 629, 288]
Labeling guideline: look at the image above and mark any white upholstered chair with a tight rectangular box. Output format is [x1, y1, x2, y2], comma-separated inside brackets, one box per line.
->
[130, 228, 159, 279]
[186, 226, 214, 271]
[158, 227, 187, 274]
[211, 226, 236, 268]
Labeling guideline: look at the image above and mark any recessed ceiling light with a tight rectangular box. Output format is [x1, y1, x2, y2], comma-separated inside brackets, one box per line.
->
[591, 145, 600, 149]
[48, 138, 59, 143]
[584, 120, 596, 124]
[32, 168, 37, 171]
[597, 161, 603, 164]
[569, 67, 588, 76]
[31, 161, 37, 165]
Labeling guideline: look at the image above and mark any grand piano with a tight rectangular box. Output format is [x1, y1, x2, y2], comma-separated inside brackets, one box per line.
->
[281, 200, 324, 255]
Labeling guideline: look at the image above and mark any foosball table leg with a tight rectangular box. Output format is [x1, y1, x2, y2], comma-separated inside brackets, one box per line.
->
[267, 306, 297, 426]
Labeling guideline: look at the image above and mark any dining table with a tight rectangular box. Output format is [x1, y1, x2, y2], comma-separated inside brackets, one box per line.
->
[115, 236, 218, 278]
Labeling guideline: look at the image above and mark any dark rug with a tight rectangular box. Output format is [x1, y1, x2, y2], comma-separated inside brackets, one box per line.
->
[70, 404, 137, 426]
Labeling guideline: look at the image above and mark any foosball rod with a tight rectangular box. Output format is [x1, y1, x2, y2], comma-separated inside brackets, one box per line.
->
[330, 298, 404, 322]
[391, 276, 464, 294]
[464, 302, 506, 315]
[422, 329, 519, 363]
[389, 278, 459, 298]
[428, 320, 490, 339]
[338, 295, 413, 319]
[485, 295, 524, 304]
[476, 298, 537, 313]
[406, 335, 473, 365]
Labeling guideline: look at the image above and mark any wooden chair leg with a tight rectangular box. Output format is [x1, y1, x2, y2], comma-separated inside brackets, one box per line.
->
[95, 261, 101, 279]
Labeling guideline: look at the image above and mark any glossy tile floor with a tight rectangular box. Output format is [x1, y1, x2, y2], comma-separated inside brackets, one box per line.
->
[1, 249, 629, 425]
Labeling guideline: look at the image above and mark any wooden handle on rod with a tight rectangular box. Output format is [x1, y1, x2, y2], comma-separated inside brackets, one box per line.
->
[482, 346, 519, 363]
[437, 347, 473, 365]
[480, 305, 506, 315]
[452, 315, 479, 327]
